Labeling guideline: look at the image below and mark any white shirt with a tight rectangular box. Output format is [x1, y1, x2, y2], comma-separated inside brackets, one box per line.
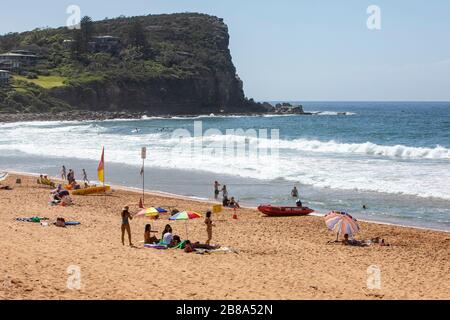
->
[163, 232, 173, 245]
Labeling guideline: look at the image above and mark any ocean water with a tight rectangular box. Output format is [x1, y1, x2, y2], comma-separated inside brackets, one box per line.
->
[0, 101, 449, 231]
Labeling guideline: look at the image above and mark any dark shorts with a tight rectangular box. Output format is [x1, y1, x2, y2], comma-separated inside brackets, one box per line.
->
[214, 190, 219, 195]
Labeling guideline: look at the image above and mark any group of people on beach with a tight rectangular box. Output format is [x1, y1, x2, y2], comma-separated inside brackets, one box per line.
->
[61, 165, 90, 189]
[120, 206, 216, 252]
[214, 181, 240, 209]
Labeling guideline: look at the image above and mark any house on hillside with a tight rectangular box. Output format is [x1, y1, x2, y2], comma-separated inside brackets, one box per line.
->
[0, 59, 20, 71]
[88, 36, 121, 53]
[0, 70, 10, 85]
[0, 51, 39, 68]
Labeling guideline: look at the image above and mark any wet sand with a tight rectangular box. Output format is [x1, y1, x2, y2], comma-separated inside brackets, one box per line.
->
[0, 174, 449, 300]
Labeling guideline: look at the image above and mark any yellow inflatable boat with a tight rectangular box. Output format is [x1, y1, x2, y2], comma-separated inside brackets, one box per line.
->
[71, 185, 111, 196]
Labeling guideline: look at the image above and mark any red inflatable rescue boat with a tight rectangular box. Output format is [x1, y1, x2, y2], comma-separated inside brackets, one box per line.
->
[257, 205, 314, 217]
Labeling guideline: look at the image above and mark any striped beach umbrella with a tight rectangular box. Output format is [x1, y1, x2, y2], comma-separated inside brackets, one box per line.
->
[134, 208, 160, 219]
[169, 211, 202, 239]
[324, 211, 360, 240]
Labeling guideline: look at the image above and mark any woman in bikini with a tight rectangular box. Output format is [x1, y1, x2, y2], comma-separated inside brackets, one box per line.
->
[205, 211, 214, 245]
[121, 206, 133, 246]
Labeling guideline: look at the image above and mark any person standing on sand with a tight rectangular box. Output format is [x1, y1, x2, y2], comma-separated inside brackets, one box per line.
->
[205, 211, 214, 245]
[214, 181, 221, 199]
[67, 169, 75, 183]
[121, 206, 133, 246]
[61, 166, 67, 181]
[221, 185, 228, 199]
[82, 169, 89, 184]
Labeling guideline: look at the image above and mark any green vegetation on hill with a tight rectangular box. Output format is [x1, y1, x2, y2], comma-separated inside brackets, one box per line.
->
[0, 13, 263, 115]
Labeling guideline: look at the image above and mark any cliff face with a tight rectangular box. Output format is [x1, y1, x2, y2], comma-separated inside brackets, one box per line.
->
[0, 13, 271, 115]
[49, 70, 253, 115]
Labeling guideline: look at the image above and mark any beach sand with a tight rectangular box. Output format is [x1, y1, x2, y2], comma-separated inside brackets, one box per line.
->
[0, 174, 449, 300]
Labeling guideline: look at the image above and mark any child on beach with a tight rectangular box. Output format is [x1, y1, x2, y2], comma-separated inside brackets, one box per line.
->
[205, 211, 214, 245]
[121, 206, 133, 246]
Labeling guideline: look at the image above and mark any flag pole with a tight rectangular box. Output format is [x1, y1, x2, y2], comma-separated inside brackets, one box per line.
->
[142, 157, 145, 205]
[103, 147, 106, 204]
[141, 147, 147, 207]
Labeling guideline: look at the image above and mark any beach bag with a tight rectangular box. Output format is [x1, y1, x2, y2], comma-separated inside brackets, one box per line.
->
[55, 218, 66, 227]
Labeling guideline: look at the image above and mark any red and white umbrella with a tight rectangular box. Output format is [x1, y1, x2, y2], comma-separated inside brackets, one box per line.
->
[324, 211, 360, 240]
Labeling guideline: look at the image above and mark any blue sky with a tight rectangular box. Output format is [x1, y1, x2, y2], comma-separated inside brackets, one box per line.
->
[1, 0, 449, 101]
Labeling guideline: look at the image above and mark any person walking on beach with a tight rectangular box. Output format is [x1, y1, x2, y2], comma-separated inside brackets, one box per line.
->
[121, 206, 133, 246]
[61, 166, 67, 181]
[82, 169, 89, 184]
[205, 211, 214, 245]
[214, 181, 221, 199]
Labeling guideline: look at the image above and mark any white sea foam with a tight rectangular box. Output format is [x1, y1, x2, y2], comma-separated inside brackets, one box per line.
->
[0, 121, 449, 200]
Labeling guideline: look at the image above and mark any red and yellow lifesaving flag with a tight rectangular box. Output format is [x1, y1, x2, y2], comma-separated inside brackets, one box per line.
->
[97, 147, 105, 183]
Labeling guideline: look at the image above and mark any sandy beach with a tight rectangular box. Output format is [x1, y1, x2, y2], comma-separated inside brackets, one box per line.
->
[0, 173, 449, 300]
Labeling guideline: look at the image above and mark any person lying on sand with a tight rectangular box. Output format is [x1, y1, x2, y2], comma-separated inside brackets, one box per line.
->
[342, 234, 368, 247]
[184, 240, 194, 253]
[0, 185, 12, 190]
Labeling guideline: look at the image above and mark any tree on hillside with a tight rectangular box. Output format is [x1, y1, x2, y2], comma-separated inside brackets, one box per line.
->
[71, 16, 95, 57]
[126, 20, 152, 58]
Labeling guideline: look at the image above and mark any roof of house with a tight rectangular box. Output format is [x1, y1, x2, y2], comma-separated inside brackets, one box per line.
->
[0, 52, 38, 58]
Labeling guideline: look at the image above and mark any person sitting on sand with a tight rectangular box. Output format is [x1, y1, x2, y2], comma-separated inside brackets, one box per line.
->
[70, 180, 81, 190]
[229, 197, 240, 209]
[222, 196, 230, 207]
[121, 206, 133, 246]
[144, 224, 159, 245]
[162, 224, 173, 239]
[162, 230, 174, 246]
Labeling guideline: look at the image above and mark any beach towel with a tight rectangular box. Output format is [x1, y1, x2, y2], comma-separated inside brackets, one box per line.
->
[144, 244, 168, 250]
[16, 217, 46, 223]
[175, 240, 187, 250]
[65, 221, 81, 226]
